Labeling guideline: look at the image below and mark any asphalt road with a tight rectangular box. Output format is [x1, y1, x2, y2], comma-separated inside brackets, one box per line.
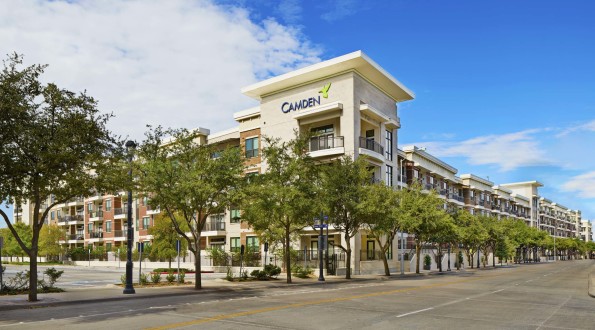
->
[1, 260, 594, 329]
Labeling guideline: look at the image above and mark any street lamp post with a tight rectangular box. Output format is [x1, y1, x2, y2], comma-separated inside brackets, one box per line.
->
[314, 214, 326, 282]
[123, 140, 136, 294]
[447, 243, 451, 271]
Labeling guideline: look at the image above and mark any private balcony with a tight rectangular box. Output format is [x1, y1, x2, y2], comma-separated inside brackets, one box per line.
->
[308, 136, 345, 158]
[89, 211, 103, 222]
[358, 137, 384, 161]
[114, 207, 128, 219]
[202, 221, 226, 235]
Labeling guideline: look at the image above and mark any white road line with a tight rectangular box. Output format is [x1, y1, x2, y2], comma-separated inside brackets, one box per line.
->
[396, 307, 434, 318]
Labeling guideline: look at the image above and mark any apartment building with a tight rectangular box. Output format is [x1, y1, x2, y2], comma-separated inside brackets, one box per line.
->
[11, 50, 588, 273]
[580, 220, 592, 242]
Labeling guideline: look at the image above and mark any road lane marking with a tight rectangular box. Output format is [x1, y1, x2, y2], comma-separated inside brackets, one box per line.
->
[396, 308, 434, 318]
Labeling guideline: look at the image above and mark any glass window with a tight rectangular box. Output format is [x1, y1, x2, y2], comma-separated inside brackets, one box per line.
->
[87, 203, 93, 212]
[230, 237, 240, 253]
[105, 199, 112, 211]
[106, 221, 112, 233]
[50, 211, 55, 220]
[245, 137, 259, 158]
[143, 216, 150, 229]
[230, 208, 241, 223]
[246, 236, 259, 250]
[386, 165, 393, 187]
[88, 223, 93, 233]
[385, 130, 393, 161]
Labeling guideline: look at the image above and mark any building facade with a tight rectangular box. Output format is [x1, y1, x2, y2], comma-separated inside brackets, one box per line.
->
[12, 51, 589, 272]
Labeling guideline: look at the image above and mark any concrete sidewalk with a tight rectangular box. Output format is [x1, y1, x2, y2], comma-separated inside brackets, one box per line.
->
[0, 273, 388, 311]
[0, 269, 481, 312]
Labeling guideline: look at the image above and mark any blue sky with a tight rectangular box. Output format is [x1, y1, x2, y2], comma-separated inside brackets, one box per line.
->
[1, 0, 594, 227]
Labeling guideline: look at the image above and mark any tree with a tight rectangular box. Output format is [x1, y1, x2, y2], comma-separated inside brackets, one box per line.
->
[149, 213, 188, 268]
[477, 215, 505, 268]
[137, 126, 244, 289]
[359, 183, 403, 276]
[321, 156, 372, 279]
[400, 183, 453, 274]
[0, 53, 123, 301]
[453, 210, 487, 269]
[1, 223, 32, 261]
[241, 135, 318, 283]
[39, 224, 65, 261]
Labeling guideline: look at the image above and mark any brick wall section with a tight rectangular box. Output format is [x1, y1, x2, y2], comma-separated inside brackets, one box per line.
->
[240, 128, 261, 168]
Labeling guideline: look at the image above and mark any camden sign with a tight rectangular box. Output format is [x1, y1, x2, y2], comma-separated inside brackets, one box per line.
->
[281, 82, 331, 114]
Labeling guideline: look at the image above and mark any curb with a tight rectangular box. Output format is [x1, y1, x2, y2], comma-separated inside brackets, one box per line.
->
[0, 276, 377, 312]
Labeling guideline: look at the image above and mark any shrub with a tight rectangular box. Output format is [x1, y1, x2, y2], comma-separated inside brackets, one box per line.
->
[43, 267, 64, 288]
[264, 264, 281, 278]
[120, 274, 126, 285]
[139, 273, 148, 285]
[179, 270, 185, 283]
[152, 268, 192, 273]
[166, 271, 176, 284]
[225, 266, 233, 281]
[151, 272, 161, 284]
[292, 265, 313, 278]
[424, 254, 432, 267]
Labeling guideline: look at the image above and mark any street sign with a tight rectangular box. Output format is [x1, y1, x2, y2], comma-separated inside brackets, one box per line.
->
[313, 224, 328, 229]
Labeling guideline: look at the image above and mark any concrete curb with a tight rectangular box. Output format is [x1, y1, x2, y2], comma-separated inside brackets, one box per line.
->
[0, 276, 379, 312]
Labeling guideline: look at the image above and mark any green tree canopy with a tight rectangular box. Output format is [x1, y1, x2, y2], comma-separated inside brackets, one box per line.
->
[137, 126, 244, 289]
[241, 134, 318, 283]
[0, 54, 123, 301]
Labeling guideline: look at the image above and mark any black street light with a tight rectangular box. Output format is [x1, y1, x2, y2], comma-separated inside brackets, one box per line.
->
[123, 140, 136, 294]
[447, 243, 451, 271]
[314, 214, 326, 282]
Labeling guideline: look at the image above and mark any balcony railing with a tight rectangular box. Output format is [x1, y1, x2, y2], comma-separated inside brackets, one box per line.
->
[450, 194, 464, 202]
[90, 211, 103, 218]
[359, 137, 384, 155]
[113, 230, 126, 238]
[114, 207, 128, 216]
[204, 221, 226, 231]
[68, 234, 85, 240]
[62, 214, 84, 222]
[309, 135, 344, 152]
[89, 231, 103, 238]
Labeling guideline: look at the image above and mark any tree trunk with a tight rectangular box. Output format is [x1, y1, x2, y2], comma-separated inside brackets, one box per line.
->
[168, 258, 172, 269]
[345, 233, 352, 279]
[285, 230, 292, 284]
[415, 241, 421, 274]
[492, 248, 496, 268]
[194, 241, 201, 289]
[437, 248, 443, 272]
[29, 249, 38, 301]
[381, 245, 390, 276]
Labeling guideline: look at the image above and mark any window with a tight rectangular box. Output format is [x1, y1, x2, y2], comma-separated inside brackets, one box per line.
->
[143, 196, 148, 206]
[50, 211, 55, 220]
[386, 165, 393, 187]
[230, 237, 240, 253]
[87, 203, 93, 212]
[136, 218, 139, 230]
[245, 137, 259, 158]
[366, 240, 375, 260]
[385, 130, 393, 161]
[106, 199, 112, 211]
[143, 216, 150, 229]
[310, 125, 335, 150]
[230, 208, 241, 223]
[106, 221, 112, 233]
[88, 223, 93, 233]
[246, 236, 259, 250]
[106, 243, 112, 252]
[311, 240, 318, 260]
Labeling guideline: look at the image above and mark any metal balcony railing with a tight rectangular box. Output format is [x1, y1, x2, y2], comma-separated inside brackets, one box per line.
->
[90, 211, 103, 218]
[113, 230, 126, 237]
[309, 135, 344, 152]
[89, 232, 103, 238]
[68, 234, 85, 240]
[204, 221, 225, 231]
[359, 137, 384, 155]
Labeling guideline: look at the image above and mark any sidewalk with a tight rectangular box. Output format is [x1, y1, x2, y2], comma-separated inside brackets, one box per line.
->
[0, 269, 477, 312]
[0, 273, 379, 311]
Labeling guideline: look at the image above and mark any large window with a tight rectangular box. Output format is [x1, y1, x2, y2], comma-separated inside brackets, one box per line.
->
[106, 221, 112, 233]
[386, 165, 393, 187]
[245, 137, 259, 158]
[230, 237, 240, 253]
[385, 130, 393, 161]
[105, 199, 112, 211]
[246, 236, 259, 250]
[230, 208, 241, 223]
[143, 216, 150, 229]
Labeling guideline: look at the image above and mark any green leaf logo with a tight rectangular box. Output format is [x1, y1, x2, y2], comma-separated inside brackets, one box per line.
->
[319, 82, 331, 98]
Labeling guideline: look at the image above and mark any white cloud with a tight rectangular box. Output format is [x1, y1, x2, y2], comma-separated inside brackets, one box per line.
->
[561, 171, 595, 199]
[320, 0, 359, 22]
[0, 0, 321, 140]
[555, 119, 595, 137]
[414, 129, 554, 171]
